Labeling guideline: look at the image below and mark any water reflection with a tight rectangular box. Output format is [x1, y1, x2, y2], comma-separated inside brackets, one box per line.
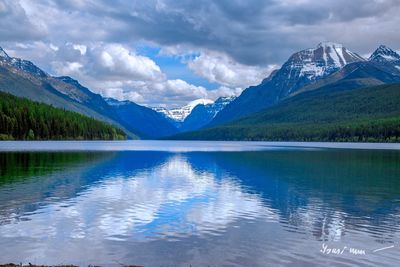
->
[0, 149, 399, 266]
[207, 151, 400, 236]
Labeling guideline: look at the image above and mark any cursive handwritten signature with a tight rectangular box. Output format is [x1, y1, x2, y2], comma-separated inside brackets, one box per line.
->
[320, 243, 366, 256]
[320, 243, 396, 256]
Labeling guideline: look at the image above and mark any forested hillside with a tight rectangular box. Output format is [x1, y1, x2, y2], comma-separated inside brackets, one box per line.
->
[0, 92, 126, 140]
[170, 84, 400, 142]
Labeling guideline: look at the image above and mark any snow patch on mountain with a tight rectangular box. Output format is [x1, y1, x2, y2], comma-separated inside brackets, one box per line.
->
[205, 96, 236, 119]
[197, 96, 236, 119]
[295, 42, 365, 80]
[178, 96, 236, 132]
[382, 54, 399, 61]
[279, 42, 365, 94]
[0, 46, 48, 77]
[153, 98, 214, 122]
[186, 99, 214, 109]
[369, 45, 400, 62]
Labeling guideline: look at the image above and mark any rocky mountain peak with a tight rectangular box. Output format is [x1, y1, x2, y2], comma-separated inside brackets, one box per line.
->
[292, 42, 364, 71]
[153, 98, 214, 122]
[0, 46, 47, 78]
[369, 45, 400, 62]
[267, 43, 365, 96]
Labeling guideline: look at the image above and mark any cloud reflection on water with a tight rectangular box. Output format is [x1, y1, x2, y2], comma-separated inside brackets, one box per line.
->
[0, 148, 400, 266]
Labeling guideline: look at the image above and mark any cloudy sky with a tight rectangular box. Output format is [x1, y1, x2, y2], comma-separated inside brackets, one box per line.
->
[1, 0, 400, 107]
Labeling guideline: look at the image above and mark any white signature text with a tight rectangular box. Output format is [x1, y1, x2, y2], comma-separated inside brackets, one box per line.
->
[320, 243, 366, 256]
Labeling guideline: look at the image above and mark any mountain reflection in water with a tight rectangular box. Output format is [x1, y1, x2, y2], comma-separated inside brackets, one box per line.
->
[0, 148, 399, 266]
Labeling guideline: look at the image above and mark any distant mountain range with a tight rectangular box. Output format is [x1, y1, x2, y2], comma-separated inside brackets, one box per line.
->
[172, 83, 400, 142]
[1, 43, 400, 142]
[153, 99, 214, 122]
[105, 98, 178, 139]
[0, 47, 212, 139]
[209, 42, 400, 126]
[170, 43, 400, 141]
[152, 96, 235, 132]
[179, 96, 235, 132]
[0, 46, 235, 139]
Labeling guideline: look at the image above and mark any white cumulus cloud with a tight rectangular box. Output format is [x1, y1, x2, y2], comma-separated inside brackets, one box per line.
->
[188, 51, 277, 89]
[45, 43, 234, 108]
[87, 44, 165, 82]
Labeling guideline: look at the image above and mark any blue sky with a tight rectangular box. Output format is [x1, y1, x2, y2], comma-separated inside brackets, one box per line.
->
[135, 45, 219, 90]
[1, 0, 399, 107]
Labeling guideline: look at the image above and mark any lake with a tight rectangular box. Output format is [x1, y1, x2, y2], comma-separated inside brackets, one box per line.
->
[0, 141, 400, 266]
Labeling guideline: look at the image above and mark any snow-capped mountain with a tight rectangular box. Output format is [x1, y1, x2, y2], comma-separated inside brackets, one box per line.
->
[276, 42, 365, 95]
[210, 96, 236, 111]
[369, 45, 400, 63]
[180, 96, 236, 132]
[368, 45, 400, 73]
[210, 42, 366, 125]
[0, 47, 47, 77]
[153, 98, 214, 122]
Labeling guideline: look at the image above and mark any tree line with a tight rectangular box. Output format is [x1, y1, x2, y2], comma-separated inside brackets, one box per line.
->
[170, 84, 400, 142]
[0, 91, 126, 140]
[175, 118, 400, 142]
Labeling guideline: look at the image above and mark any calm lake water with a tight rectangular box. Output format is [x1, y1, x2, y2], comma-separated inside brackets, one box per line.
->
[0, 141, 400, 266]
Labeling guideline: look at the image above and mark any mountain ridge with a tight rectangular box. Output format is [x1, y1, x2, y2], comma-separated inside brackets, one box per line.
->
[208, 42, 365, 126]
[153, 98, 214, 122]
[1, 43, 400, 141]
[169, 83, 400, 142]
[0, 46, 178, 139]
[180, 96, 235, 132]
[369, 45, 400, 63]
[0, 91, 126, 140]
[207, 43, 400, 127]
[105, 97, 179, 139]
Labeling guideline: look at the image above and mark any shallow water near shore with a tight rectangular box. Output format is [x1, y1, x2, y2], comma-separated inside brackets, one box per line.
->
[0, 141, 399, 266]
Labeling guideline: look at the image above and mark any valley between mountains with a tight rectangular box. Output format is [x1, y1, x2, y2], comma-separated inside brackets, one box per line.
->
[1, 42, 400, 142]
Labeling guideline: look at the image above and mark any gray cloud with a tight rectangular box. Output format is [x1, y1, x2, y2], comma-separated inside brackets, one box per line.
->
[0, 0, 46, 41]
[27, 0, 400, 65]
[1, 0, 400, 106]
[187, 50, 276, 88]
[4, 0, 400, 65]
[46, 43, 237, 108]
